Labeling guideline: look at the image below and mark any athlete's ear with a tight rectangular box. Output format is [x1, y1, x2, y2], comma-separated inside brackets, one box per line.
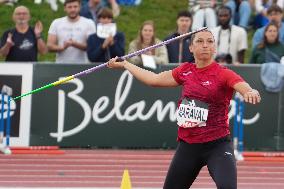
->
[189, 45, 193, 53]
[213, 48, 216, 54]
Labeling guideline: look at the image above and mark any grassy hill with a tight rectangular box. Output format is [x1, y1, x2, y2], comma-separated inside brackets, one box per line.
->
[0, 0, 253, 62]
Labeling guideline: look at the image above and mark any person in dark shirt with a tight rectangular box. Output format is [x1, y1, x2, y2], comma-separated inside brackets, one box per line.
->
[80, 0, 103, 24]
[164, 10, 194, 63]
[0, 6, 47, 62]
[87, 8, 124, 63]
[107, 29, 261, 189]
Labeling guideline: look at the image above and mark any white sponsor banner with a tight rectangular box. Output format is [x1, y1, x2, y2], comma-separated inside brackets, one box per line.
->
[49, 70, 260, 142]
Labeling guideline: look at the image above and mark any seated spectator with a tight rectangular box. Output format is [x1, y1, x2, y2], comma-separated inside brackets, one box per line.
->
[211, 5, 248, 64]
[87, 8, 124, 63]
[250, 21, 284, 64]
[0, 6, 47, 62]
[80, 0, 103, 23]
[189, 0, 217, 30]
[224, 0, 252, 29]
[254, 0, 284, 28]
[47, 0, 96, 63]
[164, 10, 194, 63]
[128, 20, 169, 66]
[252, 5, 284, 48]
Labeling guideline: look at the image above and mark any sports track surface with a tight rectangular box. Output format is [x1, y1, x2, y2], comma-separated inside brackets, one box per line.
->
[0, 149, 283, 189]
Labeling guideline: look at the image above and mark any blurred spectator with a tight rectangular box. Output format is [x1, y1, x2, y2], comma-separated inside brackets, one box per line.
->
[250, 21, 284, 63]
[254, 0, 284, 28]
[224, 0, 252, 29]
[80, 0, 120, 21]
[252, 5, 284, 48]
[211, 5, 248, 64]
[0, 6, 47, 62]
[81, 0, 88, 5]
[1, 0, 17, 6]
[47, 0, 96, 63]
[0, 0, 8, 4]
[128, 20, 168, 66]
[101, 0, 120, 17]
[34, 0, 57, 12]
[189, 0, 217, 30]
[87, 8, 124, 62]
[80, 0, 103, 23]
[164, 10, 194, 63]
[34, 0, 65, 11]
[117, 0, 141, 5]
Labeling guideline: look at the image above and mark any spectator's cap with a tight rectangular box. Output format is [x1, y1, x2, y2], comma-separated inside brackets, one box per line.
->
[64, 0, 81, 6]
[177, 10, 192, 19]
[98, 8, 113, 19]
[267, 5, 283, 15]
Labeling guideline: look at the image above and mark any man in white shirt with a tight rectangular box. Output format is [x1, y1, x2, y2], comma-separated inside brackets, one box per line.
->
[47, 0, 96, 63]
[211, 5, 248, 64]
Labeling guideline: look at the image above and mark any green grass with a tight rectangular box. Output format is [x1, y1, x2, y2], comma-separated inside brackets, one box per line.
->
[0, 0, 254, 62]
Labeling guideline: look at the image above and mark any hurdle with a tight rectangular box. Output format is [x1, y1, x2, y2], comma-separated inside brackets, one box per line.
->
[233, 92, 244, 161]
[0, 85, 13, 155]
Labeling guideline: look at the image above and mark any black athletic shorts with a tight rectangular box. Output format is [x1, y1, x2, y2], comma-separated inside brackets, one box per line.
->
[163, 135, 237, 189]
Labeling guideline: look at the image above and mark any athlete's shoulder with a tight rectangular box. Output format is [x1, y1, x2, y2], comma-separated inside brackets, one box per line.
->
[172, 62, 195, 84]
[210, 63, 236, 80]
[215, 63, 230, 71]
[178, 62, 195, 70]
[172, 62, 195, 76]
[217, 64, 242, 82]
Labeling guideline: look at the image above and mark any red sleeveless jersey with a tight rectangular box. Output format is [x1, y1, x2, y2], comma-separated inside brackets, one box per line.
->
[172, 62, 244, 143]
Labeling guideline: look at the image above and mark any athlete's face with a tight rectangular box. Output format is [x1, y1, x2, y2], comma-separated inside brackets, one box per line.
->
[189, 31, 216, 61]
[64, 1, 80, 20]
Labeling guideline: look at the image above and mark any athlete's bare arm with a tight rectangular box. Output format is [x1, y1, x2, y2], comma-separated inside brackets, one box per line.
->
[107, 57, 179, 87]
[233, 82, 261, 104]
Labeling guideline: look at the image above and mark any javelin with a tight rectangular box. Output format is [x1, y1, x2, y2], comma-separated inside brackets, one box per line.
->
[12, 27, 207, 101]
